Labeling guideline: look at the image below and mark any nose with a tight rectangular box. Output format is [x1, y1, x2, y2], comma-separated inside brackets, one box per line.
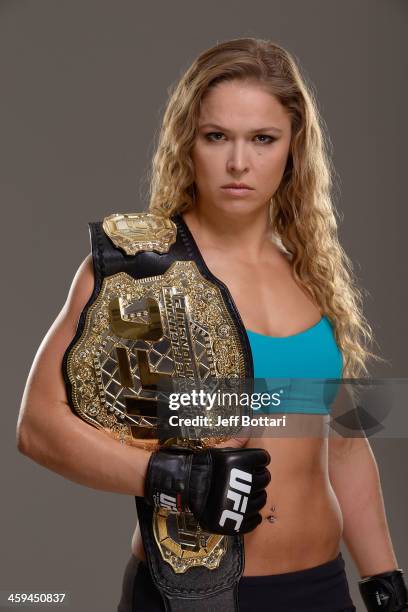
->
[226, 141, 249, 174]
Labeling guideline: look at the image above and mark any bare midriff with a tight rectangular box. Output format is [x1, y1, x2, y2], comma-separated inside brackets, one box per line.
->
[131, 418, 343, 577]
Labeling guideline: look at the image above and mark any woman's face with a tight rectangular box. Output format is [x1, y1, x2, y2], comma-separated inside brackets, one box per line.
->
[191, 79, 292, 217]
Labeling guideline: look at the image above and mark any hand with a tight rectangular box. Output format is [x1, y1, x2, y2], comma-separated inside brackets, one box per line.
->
[214, 435, 250, 449]
[144, 446, 271, 535]
[359, 569, 408, 611]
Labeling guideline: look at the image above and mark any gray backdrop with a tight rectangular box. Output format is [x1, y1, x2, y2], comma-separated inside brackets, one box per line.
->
[1, 1, 407, 610]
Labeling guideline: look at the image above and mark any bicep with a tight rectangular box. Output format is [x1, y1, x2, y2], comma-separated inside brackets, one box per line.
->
[17, 254, 95, 446]
[327, 380, 366, 459]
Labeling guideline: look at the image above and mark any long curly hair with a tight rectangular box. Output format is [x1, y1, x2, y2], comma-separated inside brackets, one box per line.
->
[147, 37, 385, 378]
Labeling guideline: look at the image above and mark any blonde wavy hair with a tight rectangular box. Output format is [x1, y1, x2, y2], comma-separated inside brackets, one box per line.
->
[147, 37, 385, 378]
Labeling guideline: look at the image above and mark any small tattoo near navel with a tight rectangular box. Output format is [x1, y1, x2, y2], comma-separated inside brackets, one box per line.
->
[266, 505, 277, 523]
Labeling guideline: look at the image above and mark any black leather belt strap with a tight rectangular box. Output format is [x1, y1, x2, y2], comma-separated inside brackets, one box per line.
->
[64, 212, 253, 612]
[163, 587, 239, 611]
[136, 497, 244, 612]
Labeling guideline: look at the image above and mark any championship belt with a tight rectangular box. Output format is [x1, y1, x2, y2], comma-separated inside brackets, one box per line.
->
[62, 211, 254, 611]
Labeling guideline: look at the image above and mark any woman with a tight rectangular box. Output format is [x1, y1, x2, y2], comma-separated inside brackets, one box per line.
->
[17, 38, 405, 612]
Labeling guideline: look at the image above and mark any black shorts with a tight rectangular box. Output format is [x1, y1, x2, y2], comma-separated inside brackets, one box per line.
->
[117, 552, 356, 612]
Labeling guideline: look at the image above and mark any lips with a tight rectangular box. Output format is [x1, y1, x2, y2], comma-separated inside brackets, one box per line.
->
[222, 183, 253, 189]
[221, 185, 254, 197]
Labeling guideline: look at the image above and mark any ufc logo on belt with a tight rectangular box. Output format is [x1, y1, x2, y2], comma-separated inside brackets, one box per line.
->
[155, 492, 178, 512]
[219, 468, 252, 531]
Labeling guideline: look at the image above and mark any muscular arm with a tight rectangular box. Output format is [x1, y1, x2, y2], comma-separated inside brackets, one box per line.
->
[16, 254, 151, 496]
[329, 433, 398, 577]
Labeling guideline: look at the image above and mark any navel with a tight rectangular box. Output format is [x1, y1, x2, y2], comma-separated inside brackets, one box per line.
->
[266, 504, 278, 523]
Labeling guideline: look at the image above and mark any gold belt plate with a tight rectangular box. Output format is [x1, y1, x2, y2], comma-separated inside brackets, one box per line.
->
[65, 259, 247, 571]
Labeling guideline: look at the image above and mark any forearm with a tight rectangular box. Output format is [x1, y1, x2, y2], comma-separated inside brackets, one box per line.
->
[329, 437, 398, 577]
[17, 401, 151, 496]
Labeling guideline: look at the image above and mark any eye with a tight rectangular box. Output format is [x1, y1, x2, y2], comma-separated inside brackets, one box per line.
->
[203, 132, 277, 144]
[204, 131, 225, 142]
[254, 135, 277, 144]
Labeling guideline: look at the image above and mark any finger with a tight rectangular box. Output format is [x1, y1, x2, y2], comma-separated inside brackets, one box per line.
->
[246, 448, 271, 467]
[241, 513, 263, 534]
[249, 489, 268, 513]
[251, 468, 271, 492]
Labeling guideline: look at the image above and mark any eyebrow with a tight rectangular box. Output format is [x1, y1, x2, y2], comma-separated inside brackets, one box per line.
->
[198, 122, 283, 135]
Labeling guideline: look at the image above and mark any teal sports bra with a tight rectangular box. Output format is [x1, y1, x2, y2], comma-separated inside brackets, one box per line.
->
[246, 315, 343, 415]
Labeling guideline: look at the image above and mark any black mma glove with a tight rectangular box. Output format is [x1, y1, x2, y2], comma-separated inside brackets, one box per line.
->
[359, 569, 408, 611]
[144, 446, 271, 535]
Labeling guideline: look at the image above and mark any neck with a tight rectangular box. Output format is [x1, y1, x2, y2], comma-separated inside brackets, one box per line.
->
[181, 204, 274, 263]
